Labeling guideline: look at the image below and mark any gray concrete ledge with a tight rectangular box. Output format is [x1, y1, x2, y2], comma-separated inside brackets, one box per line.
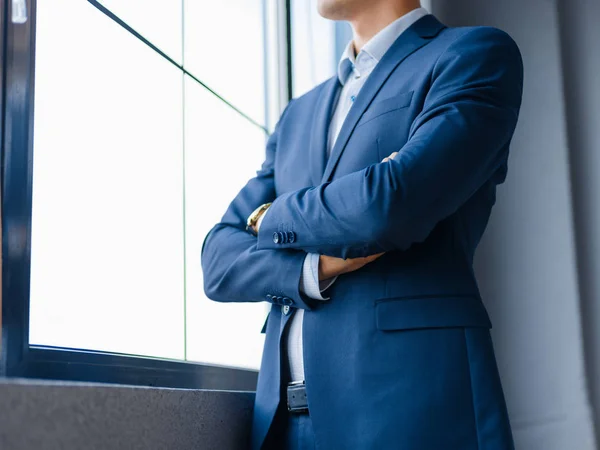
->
[0, 379, 254, 450]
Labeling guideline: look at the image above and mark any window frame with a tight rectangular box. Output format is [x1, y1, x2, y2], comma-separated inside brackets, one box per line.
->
[0, 0, 292, 390]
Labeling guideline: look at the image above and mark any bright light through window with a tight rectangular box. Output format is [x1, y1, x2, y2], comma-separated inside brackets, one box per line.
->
[98, 0, 183, 63]
[183, 76, 269, 369]
[30, 0, 185, 359]
[291, 0, 336, 97]
[184, 0, 266, 126]
[29, 0, 270, 369]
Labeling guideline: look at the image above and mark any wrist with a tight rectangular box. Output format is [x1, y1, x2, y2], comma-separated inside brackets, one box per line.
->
[255, 206, 269, 232]
[318, 255, 334, 281]
[246, 203, 271, 235]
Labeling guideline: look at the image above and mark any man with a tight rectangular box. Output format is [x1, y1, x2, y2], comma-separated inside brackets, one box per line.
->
[202, 0, 523, 448]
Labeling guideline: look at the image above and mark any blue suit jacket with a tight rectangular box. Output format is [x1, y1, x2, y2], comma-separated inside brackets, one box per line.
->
[202, 15, 523, 450]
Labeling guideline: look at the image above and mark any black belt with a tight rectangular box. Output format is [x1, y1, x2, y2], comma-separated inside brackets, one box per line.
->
[287, 381, 309, 414]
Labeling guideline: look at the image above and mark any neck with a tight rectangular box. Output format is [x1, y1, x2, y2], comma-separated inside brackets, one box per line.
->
[350, 1, 421, 53]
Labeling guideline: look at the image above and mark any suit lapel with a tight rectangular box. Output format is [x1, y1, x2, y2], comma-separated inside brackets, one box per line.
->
[321, 15, 446, 183]
[308, 76, 341, 186]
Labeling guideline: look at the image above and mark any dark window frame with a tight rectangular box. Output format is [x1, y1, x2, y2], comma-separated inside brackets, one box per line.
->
[0, 0, 291, 390]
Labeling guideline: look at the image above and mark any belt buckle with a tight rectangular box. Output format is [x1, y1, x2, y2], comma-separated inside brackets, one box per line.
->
[287, 381, 309, 414]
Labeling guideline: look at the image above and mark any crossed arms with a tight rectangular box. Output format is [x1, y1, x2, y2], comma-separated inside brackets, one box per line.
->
[201, 27, 523, 310]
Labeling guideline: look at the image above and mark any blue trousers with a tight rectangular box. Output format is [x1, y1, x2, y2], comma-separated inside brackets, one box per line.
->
[263, 408, 316, 450]
[262, 359, 316, 450]
[284, 413, 316, 450]
[262, 324, 317, 449]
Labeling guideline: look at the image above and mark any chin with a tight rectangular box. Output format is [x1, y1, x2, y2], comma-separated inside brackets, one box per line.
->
[317, 0, 355, 21]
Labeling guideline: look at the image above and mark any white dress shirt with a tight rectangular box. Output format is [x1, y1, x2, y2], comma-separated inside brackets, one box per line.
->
[285, 7, 430, 382]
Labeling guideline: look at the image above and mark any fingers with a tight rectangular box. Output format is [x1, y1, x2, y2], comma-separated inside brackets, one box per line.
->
[358, 255, 377, 264]
[349, 252, 385, 270]
[361, 252, 385, 264]
[381, 152, 398, 163]
[319, 253, 386, 279]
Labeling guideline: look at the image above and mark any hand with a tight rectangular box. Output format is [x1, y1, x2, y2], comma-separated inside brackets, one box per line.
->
[382, 152, 398, 162]
[318, 253, 384, 281]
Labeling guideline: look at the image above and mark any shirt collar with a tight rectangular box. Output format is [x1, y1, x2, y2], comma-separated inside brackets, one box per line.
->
[337, 7, 430, 85]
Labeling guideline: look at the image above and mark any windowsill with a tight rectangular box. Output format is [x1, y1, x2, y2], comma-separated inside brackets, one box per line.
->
[0, 378, 255, 449]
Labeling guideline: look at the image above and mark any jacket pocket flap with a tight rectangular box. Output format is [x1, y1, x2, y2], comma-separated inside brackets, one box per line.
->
[375, 295, 491, 331]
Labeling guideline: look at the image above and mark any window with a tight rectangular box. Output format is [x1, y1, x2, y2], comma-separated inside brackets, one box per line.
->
[290, 0, 351, 97]
[183, 77, 268, 369]
[290, 0, 336, 97]
[184, 1, 267, 126]
[30, 0, 187, 360]
[1, 0, 290, 388]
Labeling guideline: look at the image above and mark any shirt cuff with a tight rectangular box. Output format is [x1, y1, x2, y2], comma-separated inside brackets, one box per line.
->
[299, 253, 337, 301]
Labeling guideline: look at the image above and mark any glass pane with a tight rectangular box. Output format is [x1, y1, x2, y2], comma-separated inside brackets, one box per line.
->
[291, 0, 337, 97]
[98, 0, 183, 63]
[184, 76, 268, 370]
[30, 0, 185, 359]
[184, 0, 266, 126]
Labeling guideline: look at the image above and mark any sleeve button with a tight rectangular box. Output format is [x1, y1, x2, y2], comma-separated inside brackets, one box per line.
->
[272, 232, 280, 244]
[287, 232, 296, 243]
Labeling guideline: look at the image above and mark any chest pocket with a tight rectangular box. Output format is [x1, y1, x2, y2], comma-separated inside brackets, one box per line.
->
[356, 90, 414, 128]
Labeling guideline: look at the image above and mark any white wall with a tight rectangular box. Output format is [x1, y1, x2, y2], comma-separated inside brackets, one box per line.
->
[432, 0, 597, 448]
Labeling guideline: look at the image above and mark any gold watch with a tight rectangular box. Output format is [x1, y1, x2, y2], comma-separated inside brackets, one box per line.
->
[246, 203, 272, 235]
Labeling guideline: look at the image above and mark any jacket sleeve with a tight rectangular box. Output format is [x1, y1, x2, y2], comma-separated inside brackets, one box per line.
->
[201, 101, 317, 310]
[256, 27, 524, 259]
